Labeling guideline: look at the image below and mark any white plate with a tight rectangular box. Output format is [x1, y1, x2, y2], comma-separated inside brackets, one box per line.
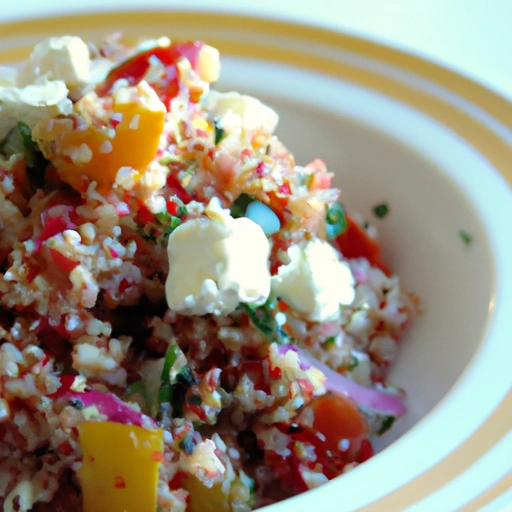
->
[1, 8, 512, 512]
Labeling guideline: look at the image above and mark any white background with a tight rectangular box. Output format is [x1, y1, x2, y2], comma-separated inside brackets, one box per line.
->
[2, 0, 512, 101]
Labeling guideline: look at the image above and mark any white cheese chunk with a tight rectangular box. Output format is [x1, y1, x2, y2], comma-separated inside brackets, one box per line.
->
[208, 91, 279, 134]
[165, 198, 271, 316]
[19, 36, 91, 88]
[0, 78, 72, 139]
[271, 239, 355, 323]
[0, 36, 91, 139]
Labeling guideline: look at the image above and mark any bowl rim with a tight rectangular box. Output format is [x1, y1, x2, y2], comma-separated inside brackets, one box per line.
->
[1, 8, 511, 511]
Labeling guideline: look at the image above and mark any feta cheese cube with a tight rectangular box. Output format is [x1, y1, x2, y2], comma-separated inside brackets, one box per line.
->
[208, 91, 279, 134]
[271, 239, 356, 322]
[19, 36, 91, 88]
[165, 198, 271, 316]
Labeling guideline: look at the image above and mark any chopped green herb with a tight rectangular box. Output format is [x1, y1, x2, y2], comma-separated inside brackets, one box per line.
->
[459, 230, 472, 246]
[158, 343, 180, 410]
[154, 207, 185, 247]
[171, 366, 198, 418]
[239, 302, 292, 345]
[155, 211, 169, 225]
[346, 355, 359, 371]
[1, 122, 48, 189]
[126, 380, 146, 397]
[325, 203, 347, 239]
[230, 193, 254, 218]
[126, 379, 158, 416]
[158, 343, 200, 419]
[377, 415, 396, 436]
[372, 203, 389, 219]
[363, 221, 370, 230]
[321, 336, 336, 348]
[136, 226, 157, 242]
[214, 120, 226, 145]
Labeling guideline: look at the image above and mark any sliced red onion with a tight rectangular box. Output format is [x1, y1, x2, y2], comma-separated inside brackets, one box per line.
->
[58, 386, 157, 428]
[293, 346, 406, 417]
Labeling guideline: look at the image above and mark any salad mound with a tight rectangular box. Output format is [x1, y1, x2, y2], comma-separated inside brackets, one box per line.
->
[0, 35, 417, 512]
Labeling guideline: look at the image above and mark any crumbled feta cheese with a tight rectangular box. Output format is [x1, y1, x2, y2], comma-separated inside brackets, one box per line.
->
[0, 36, 99, 139]
[271, 239, 355, 322]
[208, 91, 279, 134]
[19, 36, 91, 88]
[165, 198, 271, 316]
[0, 77, 72, 139]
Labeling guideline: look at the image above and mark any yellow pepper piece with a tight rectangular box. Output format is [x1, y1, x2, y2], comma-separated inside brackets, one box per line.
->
[45, 81, 165, 193]
[184, 476, 231, 512]
[79, 422, 164, 512]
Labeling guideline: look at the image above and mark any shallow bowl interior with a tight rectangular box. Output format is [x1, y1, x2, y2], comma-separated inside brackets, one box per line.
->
[216, 57, 494, 446]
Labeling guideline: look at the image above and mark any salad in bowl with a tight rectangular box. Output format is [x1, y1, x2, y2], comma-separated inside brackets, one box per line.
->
[0, 34, 417, 511]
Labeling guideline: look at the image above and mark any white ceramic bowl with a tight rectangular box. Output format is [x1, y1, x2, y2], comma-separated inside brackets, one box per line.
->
[1, 7, 512, 511]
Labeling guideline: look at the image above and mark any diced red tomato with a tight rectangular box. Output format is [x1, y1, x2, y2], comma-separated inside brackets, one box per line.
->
[166, 200, 179, 216]
[310, 393, 369, 462]
[334, 214, 391, 275]
[39, 217, 69, 242]
[166, 173, 193, 204]
[47, 248, 80, 274]
[55, 374, 78, 394]
[96, 41, 205, 109]
[268, 364, 282, 380]
[134, 205, 155, 225]
[169, 471, 188, 490]
[265, 451, 309, 495]
[357, 438, 374, 463]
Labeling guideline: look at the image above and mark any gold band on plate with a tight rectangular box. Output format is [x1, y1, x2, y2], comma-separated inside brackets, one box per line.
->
[459, 470, 512, 512]
[0, 10, 511, 510]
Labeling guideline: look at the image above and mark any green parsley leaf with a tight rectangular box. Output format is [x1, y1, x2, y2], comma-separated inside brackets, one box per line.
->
[325, 203, 347, 239]
[158, 343, 180, 409]
[136, 226, 157, 242]
[126, 380, 146, 397]
[459, 230, 472, 246]
[158, 343, 200, 420]
[1, 122, 48, 189]
[377, 415, 396, 436]
[230, 193, 254, 218]
[373, 203, 389, 219]
[214, 120, 226, 145]
[321, 336, 336, 348]
[345, 355, 359, 371]
[239, 302, 291, 345]
[171, 366, 198, 418]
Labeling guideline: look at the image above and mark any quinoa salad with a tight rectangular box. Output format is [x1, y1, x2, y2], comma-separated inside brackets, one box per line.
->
[0, 35, 418, 512]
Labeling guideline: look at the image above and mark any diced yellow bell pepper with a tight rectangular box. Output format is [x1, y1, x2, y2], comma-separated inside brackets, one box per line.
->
[79, 421, 164, 512]
[184, 476, 231, 512]
[40, 81, 165, 193]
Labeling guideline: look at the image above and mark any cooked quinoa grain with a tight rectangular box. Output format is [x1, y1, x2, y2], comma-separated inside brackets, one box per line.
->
[0, 35, 417, 512]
